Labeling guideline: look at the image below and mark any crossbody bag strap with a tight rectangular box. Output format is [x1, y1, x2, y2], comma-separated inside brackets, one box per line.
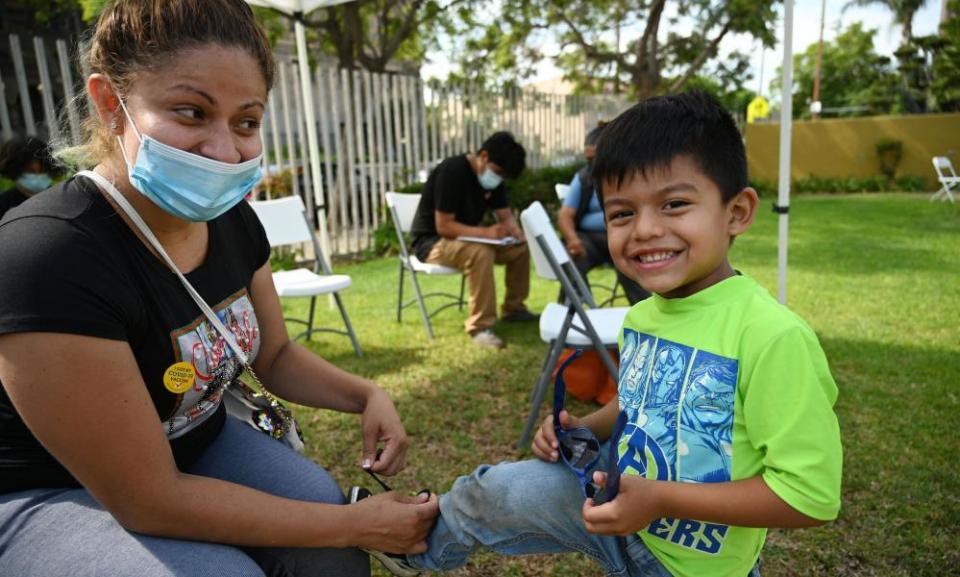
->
[77, 170, 293, 436]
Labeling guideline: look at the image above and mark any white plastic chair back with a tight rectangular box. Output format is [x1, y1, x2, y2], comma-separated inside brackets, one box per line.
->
[250, 195, 312, 248]
[520, 201, 570, 282]
[933, 156, 957, 180]
[385, 192, 421, 234]
[555, 183, 570, 201]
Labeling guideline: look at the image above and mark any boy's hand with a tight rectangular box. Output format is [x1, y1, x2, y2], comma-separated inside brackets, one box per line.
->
[531, 410, 581, 462]
[582, 472, 664, 535]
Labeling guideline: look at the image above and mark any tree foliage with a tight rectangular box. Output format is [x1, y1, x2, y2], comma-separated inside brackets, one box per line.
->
[777, 22, 900, 119]
[444, 0, 778, 99]
[290, 0, 474, 72]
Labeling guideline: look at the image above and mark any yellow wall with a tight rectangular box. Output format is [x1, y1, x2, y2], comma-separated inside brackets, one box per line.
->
[745, 113, 960, 188]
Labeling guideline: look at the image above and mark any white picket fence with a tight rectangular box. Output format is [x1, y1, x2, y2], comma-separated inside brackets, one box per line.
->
[1, 34, 632, 255]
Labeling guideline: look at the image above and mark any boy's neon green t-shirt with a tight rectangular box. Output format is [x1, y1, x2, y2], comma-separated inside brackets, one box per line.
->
[616, 274, 842, 577]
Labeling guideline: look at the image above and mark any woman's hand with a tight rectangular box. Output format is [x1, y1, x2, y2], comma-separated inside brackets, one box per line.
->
[531, 410, 582, 463]
[581, 472, 665, 535]
[360, 387, 408, 476]
[351, 492, 439, 554]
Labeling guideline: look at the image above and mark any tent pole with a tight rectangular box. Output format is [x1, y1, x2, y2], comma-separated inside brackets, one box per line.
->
[776, 0, 794, 305]
[294, 11, 333, 262]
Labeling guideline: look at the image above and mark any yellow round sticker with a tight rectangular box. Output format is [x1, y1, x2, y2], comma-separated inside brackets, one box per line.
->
[163, 362, 195, 394]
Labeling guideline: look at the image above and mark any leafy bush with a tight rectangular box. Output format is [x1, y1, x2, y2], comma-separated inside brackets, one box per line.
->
[791, 173, 925, 194]
[875, 138, 903, 180]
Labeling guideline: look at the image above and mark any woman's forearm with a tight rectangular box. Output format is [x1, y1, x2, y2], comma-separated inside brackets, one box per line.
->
[259, 340, 376, 412]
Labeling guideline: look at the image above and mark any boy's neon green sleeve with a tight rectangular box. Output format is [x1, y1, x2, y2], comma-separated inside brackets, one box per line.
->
[741, 326, 843, 521]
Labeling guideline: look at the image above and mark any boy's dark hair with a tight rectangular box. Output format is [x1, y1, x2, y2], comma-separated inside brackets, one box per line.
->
[0, 137, 64, 179]
[480, 131, 526, 179]
[592, 90, 747, 203]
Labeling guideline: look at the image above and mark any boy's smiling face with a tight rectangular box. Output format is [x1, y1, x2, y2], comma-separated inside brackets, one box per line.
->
[603, 155, 758, 299]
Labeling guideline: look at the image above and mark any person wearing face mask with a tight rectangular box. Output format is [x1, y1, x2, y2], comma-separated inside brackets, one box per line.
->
[409, 132, 535, 348]
[557, 123, 649, 305]
[0, 137, 62, 220]
[0, 2, 438, 577]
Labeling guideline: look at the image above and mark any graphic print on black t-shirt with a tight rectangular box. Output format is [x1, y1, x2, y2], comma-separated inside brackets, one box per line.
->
[163, 288, 261, 439]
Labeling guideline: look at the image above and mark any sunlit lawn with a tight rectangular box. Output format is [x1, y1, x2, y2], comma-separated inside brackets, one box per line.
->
[282, 193, 959, 577]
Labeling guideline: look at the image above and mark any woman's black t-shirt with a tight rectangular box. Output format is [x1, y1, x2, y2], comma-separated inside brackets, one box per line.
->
[0, 176, 270, 493]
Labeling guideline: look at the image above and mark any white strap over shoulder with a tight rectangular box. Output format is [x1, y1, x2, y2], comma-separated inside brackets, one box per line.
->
[77, 170, 250, 366]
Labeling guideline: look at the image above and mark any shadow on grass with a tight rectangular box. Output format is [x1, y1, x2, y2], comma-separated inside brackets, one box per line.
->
[763, 334, 959, 577]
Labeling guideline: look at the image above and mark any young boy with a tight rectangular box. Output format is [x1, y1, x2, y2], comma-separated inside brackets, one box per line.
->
[376, 91, 843, 577]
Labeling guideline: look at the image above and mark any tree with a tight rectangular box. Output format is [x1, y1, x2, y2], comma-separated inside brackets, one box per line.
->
[283, 0, 475, 72]
[776, 22, 900, 118]
[843, 0, 930, 48]
[445, 0, 778, 99]
[928, 0, 960, 110]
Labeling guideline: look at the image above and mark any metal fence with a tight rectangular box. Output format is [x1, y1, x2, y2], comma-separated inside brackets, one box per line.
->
[1, 33, 633, 255]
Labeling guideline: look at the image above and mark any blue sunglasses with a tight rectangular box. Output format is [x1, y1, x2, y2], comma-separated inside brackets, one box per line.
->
[554, 350, 628, 503]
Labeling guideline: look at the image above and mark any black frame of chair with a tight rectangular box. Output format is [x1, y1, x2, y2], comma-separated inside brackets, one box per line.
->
[387, 199, 466, 339]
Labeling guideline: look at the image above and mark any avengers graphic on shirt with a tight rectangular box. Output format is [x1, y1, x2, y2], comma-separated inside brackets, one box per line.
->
[617, 328, 738, 554]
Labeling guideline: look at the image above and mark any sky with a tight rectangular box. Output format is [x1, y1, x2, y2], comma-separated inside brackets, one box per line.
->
[422, 0, 945, 97]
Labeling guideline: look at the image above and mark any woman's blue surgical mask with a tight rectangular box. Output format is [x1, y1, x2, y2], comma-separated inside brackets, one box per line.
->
[115, 98, 263, 222]
[17, 173, 52, 194]
[478, 168, 503, 191]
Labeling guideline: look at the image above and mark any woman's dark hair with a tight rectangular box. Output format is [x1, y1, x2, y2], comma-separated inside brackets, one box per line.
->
[480, 131, 526, 179]
[0, 137, 63, 179]
[592, 90, 747, 203]
[72, 0, 275, 165]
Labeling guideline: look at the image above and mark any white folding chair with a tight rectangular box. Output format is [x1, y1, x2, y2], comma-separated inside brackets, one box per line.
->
[250, 195, 362, 356]
[517, 201, 629, 447]
[385, 192, 466, 339]
[554, 182, 570, 201]
[932, 156, 958, 203]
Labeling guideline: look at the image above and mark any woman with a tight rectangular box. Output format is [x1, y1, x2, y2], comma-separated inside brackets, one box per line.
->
[0, 136, 63, 219]
[0, 2, 437, 576]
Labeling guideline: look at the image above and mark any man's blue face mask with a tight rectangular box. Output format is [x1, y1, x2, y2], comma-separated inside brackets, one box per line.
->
[477, 167, 503, 190]
[116, 97, 263, 222]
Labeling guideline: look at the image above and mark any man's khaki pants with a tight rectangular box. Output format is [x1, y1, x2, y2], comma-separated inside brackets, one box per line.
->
[426, 239, 530, 334]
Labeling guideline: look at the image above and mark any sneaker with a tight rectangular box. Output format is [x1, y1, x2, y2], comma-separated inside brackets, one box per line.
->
[501, 309, 539, 323]
[348, 486, 422, 577]
[471, 329, 505, 348]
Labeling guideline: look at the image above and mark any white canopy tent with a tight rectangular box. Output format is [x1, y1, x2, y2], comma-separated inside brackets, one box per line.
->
[246, 0, 356, 259]
[775, 0, 795, 305]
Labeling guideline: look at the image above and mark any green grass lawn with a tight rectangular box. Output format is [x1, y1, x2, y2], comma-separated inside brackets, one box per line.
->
[281, 193, 960, 577]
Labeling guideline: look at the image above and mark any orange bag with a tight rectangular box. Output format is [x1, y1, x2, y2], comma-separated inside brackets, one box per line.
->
[551, 348, 619, 405]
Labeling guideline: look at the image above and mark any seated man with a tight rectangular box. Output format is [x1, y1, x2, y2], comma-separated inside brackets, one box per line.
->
[558, 124, 649, 305]
[410, 132, 536, 348]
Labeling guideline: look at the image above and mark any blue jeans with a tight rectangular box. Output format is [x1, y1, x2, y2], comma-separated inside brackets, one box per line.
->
[0, 417, 369, 577]
[408, 442, 761, 577]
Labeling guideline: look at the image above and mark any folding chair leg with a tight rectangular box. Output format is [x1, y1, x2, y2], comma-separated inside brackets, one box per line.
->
[517, 339, 565, 448]
[397, 263, 405, 323]
[458, 275, 466, 311]
[409, 269, 436, 339]
[333, 292, 363, 357]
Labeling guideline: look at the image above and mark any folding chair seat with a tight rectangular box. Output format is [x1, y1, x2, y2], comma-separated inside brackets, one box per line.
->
[517, 201, 629, 447]
[931, 156, 958, 203]
[250, 195, 362, 356]
[385, 192, 466, 339]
